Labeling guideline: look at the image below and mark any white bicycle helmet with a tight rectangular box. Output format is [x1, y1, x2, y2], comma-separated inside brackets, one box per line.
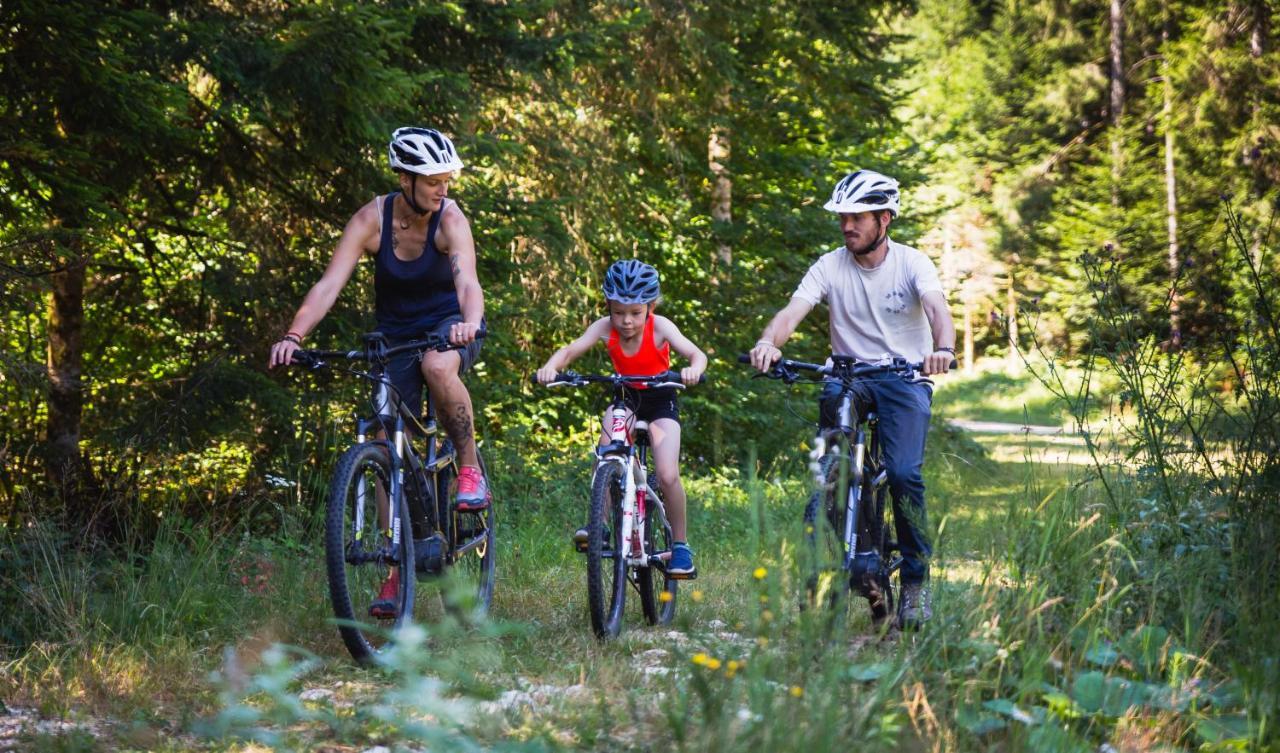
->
[823, 170, 900, 217]
[387, 127, 464, 175]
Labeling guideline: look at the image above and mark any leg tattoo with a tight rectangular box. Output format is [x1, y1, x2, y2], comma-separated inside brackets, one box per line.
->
[443, 403, 474, 457]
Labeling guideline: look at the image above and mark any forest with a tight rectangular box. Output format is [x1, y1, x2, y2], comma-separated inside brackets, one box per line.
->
[1, 0, 1278, 750]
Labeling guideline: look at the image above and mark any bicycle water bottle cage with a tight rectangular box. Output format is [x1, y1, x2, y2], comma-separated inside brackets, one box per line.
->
[362, 332, 390, 363]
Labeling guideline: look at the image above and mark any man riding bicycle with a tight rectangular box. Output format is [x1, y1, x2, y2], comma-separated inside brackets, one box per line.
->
[747, 169, 956, 624]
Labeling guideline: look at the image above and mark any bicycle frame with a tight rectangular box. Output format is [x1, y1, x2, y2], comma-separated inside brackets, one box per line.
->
[597, 398, 658, 568]
[823, 382, 897, 578]
[543, 370, 691, 568]
[295, 331, 483, 572]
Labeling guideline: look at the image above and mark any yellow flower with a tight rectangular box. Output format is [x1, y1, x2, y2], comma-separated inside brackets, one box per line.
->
[727, 660, 740, 672]
[759, 594, 769, 604]
[756, 636, 769, 648]
[659, 590, 674, 603]
[753, 566, 768, 580]
[761, 609, 774, 623]
[706, 658, 723, 671]
[691, 590, 704, 603]
[692, 652, 710, 666]
[790, 685, 804, 698]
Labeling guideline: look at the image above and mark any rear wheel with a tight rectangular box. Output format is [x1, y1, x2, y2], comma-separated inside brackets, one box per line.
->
[325, 442, 415, 665]
[863, 477, 894, 624]
[587, 461, 628, 638]
[638, 477, 677, 625]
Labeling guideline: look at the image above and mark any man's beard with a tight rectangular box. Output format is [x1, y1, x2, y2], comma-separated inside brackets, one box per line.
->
[848, 229, 886, 256]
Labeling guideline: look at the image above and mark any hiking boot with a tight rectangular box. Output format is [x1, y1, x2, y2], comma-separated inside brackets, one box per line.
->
[369, 570, 400, 619]
[573, 525, 611, 552]
[667, 542, 697, 580]
[455, 466, 490, 511]
[898, 583, 933, 629]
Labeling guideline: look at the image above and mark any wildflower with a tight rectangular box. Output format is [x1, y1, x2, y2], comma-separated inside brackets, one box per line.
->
[756, 636, 769, 649]
[706, 658, 723, 671]
[726, 659, 741, 678]
[692, 652, 710, 667]
[790, 685, 804, 698]
[659, 591, 673, 603]
[761, 610, 774, 623]
[759, 594, 769, 604]
[691, 590, 704, 603]
[753, 566, 768, 580]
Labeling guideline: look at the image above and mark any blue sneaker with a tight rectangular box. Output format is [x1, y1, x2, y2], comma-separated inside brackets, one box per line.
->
[668, 542, 697, 580]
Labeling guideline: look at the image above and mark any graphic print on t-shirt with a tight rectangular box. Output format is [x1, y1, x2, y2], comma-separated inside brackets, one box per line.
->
[884, 289, 908, 315]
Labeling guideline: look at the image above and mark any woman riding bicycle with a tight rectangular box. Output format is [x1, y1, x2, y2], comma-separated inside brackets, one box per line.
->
[268, 127, 490, 614]
[536, 260, 707, 579]
[747, 169, 956, 624]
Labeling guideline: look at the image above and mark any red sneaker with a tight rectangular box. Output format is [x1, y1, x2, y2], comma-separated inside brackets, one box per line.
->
[368, 570, 400, 619]
[455, 466, 490, 511]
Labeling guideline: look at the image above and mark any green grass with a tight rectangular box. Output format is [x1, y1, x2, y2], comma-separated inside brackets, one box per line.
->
[2, 366, 1269, 751]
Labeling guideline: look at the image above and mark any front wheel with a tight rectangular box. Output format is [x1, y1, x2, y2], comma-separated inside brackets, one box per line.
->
[638, 479, 677, 625]
[325, 442, 415, 665]
[586, 461, 628, 638]
[802, 485, 849, 616]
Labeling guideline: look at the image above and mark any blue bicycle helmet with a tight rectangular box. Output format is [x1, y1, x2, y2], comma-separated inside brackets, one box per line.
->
[602, 260, 661, 304]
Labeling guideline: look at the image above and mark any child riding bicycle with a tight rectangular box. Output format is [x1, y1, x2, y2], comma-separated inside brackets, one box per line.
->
[536, 260, 707, 579]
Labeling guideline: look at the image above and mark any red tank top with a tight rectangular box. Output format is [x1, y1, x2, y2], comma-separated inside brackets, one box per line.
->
[607, 315, 670, 384]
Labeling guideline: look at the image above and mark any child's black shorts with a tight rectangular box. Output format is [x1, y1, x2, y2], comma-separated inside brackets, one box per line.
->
[624, 385, 680, 424]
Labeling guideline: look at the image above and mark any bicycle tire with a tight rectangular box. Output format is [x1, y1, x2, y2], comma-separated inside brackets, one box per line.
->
[802, 446, 852, 615]
[442, 445, 496, 615]
[866, 475, 895, 624]
[325, 441, 416, 665]
[587, 461, 628, 638]
[638, 473, 677, 625]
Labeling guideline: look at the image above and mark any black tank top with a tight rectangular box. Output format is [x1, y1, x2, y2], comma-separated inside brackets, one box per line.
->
[373, 193, 462, 338]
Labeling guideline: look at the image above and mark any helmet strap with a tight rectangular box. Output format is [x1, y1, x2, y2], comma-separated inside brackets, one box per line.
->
[401, 174, 429, 216]
[855, 215, 890, 257]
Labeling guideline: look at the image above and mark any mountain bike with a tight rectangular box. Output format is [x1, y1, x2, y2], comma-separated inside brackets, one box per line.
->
[536, 371, 697, 639]
[291, 331, 495, 664]
[739, 354, 949, 629]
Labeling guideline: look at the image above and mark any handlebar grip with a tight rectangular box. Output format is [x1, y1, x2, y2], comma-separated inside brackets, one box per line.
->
[737, 354, 751, 364]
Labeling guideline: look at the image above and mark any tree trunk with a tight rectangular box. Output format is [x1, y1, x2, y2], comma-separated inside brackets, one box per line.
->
[1250, 0, 1268, 58]
[47, 247, 87, 487]
[1109, 0, 1126, 205]
[1005, 268, 1020, 375]
[1162, 9, 1181, 345]
[708, 126, 732, 271]
[963, 300, 975, 374]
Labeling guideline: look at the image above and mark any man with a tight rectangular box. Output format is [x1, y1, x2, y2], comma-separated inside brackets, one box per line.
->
[748, 169, 955, 625]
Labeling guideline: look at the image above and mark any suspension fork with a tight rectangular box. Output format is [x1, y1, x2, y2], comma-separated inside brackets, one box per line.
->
[837, 389, 866, 570]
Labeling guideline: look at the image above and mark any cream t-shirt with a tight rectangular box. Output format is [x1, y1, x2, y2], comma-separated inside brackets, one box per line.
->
[792, 239, 945, 364]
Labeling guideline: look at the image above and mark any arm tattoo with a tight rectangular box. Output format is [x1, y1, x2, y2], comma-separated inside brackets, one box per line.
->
[450, 253, 461, 278]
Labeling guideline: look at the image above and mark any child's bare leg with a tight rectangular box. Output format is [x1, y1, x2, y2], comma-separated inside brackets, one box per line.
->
[648, 418, 686, 541]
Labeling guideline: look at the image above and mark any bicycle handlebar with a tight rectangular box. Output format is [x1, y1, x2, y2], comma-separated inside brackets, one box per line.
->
[735, 353, 956, 383]
[291, 327, 487, 370]
[531, 370, 705, 390]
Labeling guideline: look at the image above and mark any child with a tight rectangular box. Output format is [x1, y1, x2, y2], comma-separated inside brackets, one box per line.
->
[536, 260, 707, 579]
